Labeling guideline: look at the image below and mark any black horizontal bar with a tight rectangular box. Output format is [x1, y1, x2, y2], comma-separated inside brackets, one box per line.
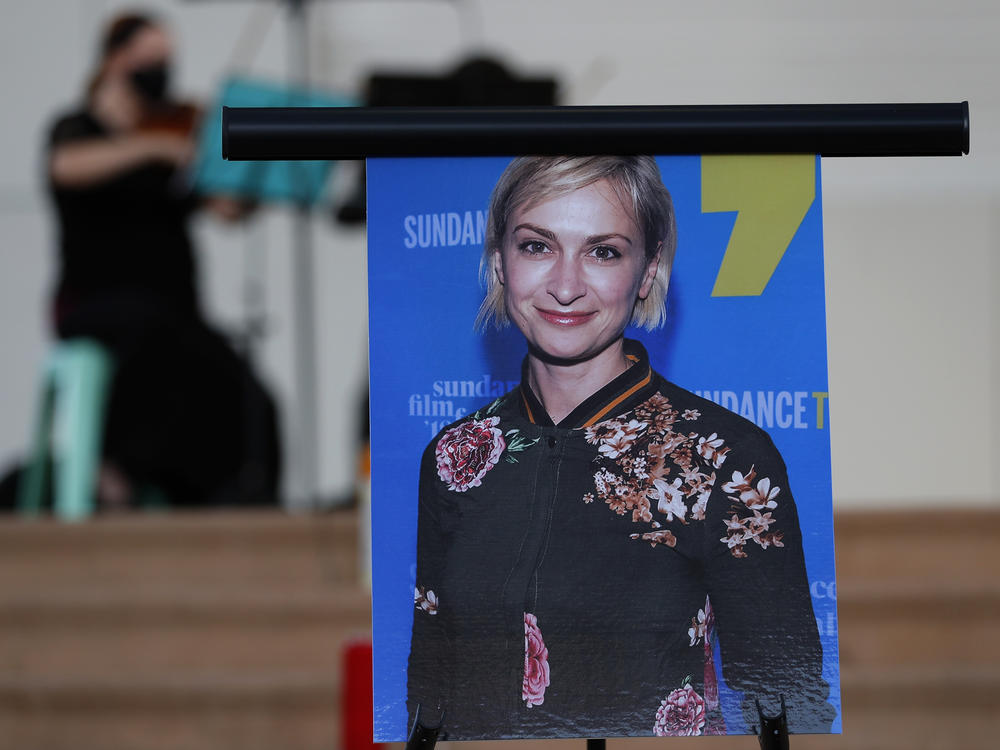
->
[222, 102, 969, 160]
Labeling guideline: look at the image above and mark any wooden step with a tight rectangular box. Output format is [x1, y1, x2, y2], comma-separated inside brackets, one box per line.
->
[0, 674, 338, 711]
[837, 583, 1000, 668]
[0, 510, 360, 592]
[0, 675, 340, 750]
[833, 509, 1000, 586]
[0, 589, 371, 679]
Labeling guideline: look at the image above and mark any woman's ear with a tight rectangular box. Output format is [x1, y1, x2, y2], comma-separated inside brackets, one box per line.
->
[637, 243, 662, 300]
[492, 248, 505, 286]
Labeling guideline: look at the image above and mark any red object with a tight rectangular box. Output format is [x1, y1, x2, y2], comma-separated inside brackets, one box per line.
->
[341, 639, 384, 750]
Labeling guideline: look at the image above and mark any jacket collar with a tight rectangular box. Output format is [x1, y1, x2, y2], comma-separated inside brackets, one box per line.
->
[517, 339, 658, 429]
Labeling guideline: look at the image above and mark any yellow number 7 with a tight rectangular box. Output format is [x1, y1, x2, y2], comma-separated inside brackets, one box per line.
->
[701, 155, 815, 297]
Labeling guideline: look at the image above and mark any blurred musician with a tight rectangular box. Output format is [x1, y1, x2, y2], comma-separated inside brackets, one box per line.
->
[46, 12, 280, 509]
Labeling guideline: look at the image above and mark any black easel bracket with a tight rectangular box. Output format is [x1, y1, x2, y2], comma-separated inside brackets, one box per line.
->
[222, 102, 969, 160]
[756, 697, 790, 750]
[406, 705, 443, 750]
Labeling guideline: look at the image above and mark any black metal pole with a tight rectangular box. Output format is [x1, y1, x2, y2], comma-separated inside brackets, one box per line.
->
[222, 102, 969, 160]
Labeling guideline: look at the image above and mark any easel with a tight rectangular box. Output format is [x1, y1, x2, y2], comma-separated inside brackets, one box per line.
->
[223, 100, 968, 747]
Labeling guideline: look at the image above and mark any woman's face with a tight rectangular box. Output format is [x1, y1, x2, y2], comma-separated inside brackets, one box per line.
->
[106, 25, 173, 90]
[494, 179, 659, 363]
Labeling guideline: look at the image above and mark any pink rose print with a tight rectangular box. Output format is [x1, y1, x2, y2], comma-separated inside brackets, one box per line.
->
[653, 680, 707, 737]
[435, 417, 506, 492]
[522, 613, 550, 707]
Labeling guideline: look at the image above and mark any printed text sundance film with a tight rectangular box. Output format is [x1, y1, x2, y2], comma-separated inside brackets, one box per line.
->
[410, 382, 830, 436]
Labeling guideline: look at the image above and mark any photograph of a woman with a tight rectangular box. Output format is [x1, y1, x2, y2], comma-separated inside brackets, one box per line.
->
[402, 156, 835, 739]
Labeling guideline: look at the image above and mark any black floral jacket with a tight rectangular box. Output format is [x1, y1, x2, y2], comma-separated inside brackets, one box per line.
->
[407, 340, 834, 739]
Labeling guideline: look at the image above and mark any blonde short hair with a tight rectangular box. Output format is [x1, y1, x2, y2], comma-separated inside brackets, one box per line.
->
[475, 156, 677, 331]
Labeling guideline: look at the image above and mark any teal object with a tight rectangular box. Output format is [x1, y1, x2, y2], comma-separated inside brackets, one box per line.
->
[18, 339, 114, 521]
[192, 75, 355, 206]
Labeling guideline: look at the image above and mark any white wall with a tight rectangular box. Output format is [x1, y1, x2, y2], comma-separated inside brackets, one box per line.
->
[1, 0, 997, 509]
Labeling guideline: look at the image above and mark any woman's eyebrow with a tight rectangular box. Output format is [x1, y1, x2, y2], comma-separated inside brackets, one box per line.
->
[513, 223, 556, 240]
[585, 233, 633, 245]
[513, 225, 633, 246]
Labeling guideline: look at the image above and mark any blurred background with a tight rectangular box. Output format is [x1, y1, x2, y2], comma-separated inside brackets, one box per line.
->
[0, 0, 996, 748]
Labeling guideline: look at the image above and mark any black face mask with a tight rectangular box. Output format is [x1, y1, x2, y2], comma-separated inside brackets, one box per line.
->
[130, 64, 170, 102]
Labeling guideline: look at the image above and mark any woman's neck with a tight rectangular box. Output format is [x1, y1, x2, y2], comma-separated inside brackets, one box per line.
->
[526, 338, 631, 425]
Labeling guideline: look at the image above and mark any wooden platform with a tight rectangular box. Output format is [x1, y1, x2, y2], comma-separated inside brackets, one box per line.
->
[0, 508, 997, 750]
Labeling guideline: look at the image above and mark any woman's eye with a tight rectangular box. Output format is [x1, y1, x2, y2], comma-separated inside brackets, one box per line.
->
[590, 245, 622, 261]
[518, 240, 549, 255]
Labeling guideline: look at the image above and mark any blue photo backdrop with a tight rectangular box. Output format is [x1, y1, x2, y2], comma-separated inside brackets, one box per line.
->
[368, 155, 840, 740]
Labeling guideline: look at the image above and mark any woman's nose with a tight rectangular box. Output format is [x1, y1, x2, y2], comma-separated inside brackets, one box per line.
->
[547, 256, 586, 306]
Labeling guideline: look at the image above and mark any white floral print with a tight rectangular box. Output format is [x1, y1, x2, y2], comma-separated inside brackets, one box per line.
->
[719, 466, 785, 557]
[581, 394, 723, 546]
[414, 586, 439, 615]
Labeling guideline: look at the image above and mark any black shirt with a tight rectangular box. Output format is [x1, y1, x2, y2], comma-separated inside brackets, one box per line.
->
[408, 340, 834, 739]
[47, 110, 199, 322]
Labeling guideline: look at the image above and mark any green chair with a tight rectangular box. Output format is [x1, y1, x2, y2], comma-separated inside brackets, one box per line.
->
[18, 339, 114, 521]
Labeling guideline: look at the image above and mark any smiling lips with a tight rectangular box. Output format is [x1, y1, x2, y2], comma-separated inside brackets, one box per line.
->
[536, 308, 597, 326]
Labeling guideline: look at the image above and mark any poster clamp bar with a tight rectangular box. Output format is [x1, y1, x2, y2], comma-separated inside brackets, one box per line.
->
[222, 102, 969, 160]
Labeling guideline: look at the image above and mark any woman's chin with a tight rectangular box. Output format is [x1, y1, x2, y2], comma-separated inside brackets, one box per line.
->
[526, 334, 619, 366]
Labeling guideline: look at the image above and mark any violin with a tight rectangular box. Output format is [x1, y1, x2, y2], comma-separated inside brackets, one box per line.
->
[136, 100, 203, 138]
